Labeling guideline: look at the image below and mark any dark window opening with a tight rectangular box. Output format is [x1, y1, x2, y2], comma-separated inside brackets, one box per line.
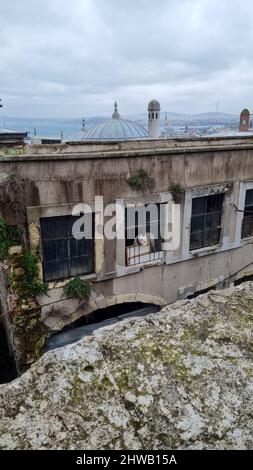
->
[41, 139, 61, 144]
[241, 189, 253, 239]
[190, 193, 224, 251]
[41, 214, 95, 282]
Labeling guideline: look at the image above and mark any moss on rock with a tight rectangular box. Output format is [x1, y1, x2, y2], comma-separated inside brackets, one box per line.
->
[1, 283, 253, 449]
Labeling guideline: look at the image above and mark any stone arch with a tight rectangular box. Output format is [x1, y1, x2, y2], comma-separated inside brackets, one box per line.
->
[44, 292, 167, 332]
[89, 292, 167, 313]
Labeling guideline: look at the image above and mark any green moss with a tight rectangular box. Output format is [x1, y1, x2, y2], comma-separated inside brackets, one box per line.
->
[11, 310, 48, 372]
[0, 218, 17, 261]
[227, 357, 238, 365]
[15, 251, 48, 299]
[127, 168, 154, 191]
[34, 336, 46, 359]
[63, 277, 91, 299]
[170, 184, 185, 203]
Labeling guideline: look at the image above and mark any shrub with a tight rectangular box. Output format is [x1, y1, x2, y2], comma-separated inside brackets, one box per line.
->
[127, 168, 154, 191]
[171, 184, 185, 203]
[63, 277, 92, 299]
[16, 251, 48, 299]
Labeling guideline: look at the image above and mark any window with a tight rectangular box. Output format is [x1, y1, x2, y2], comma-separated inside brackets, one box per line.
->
[241, 189, 253, 239]
[190, 194, 223, 251]
[41, 215, 95, 282]
[41, 139, 61, 144]
[125, 203, 164, 266]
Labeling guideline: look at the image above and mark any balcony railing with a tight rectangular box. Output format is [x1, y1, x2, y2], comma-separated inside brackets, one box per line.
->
[126, 244, 163, 266]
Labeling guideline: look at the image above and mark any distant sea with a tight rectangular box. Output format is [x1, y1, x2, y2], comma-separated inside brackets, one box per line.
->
[0, 116, 149, 140]
[0, 113, 238, 140]
[0, 116, 108, 139]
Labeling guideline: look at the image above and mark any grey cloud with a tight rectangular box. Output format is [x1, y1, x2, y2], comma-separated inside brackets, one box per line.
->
[0, 0, 253, 117]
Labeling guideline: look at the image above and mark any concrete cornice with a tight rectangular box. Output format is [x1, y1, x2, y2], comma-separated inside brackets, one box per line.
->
[1, 137, 253, 162]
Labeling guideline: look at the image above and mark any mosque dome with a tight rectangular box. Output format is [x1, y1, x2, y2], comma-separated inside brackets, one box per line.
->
[66, 118, 88, 142]
[68, 103, 149, 142]
[148, 100, 161, 112]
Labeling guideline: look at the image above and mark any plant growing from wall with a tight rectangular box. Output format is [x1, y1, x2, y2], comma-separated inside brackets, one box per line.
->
[171, 184, 185, 204]
[3, 148, 25, 156]
[0, 174, 29, 249]
[0, 218, 23, 261]
[0, 218, 10, 261]
[127, 168, 154, 191]
[63, 277, 92, 299]
[15, 251, 48, 299]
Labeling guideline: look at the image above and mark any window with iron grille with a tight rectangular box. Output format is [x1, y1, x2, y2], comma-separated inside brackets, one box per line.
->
[125, 203, 165, 266]
[241, 189, 253, 239]
[190, 194, 223, 251]
[40, 215, 95, 282]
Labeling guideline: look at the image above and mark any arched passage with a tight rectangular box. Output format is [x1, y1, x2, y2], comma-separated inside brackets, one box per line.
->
[47, 301, 161, 351]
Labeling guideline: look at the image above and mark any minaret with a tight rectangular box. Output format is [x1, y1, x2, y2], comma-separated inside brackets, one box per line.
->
[239, 109, 250, 132]
[81, 117, 86, 132]
[148, 99, 161, 138]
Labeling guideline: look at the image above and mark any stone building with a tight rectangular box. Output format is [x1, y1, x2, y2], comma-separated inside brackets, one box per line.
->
[1, 124, 253, 373]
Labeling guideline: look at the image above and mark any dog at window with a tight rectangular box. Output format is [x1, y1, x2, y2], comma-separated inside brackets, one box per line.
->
[134, 233, 155, 252]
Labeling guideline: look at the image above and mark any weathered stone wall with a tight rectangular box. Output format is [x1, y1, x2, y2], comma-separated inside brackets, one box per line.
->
[0, 264, 15, 381]
[1, 137, 253, 356]
[0, 282, 253, 450]
[0, 252, 48, 374]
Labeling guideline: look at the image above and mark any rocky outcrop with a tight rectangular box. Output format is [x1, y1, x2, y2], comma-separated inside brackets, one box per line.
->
[1, 283, 253, 450]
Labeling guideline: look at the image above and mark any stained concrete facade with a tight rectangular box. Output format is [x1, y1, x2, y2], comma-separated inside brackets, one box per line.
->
[1, 135, 253, 370]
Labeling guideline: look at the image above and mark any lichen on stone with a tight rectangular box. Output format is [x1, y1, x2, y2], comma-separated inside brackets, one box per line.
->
[1, 282, 253, 449]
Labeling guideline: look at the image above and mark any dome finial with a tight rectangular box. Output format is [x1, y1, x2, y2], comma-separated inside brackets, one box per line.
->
[81, 117, 86, 132]
[112, 101, 120, 119]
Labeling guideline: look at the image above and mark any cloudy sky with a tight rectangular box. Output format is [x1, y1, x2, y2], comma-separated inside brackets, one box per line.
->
[1, 0, 253, 118]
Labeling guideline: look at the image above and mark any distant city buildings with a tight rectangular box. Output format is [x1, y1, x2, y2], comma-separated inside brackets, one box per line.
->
[2, 94, 253, 143]
[0, 128, 28, 145]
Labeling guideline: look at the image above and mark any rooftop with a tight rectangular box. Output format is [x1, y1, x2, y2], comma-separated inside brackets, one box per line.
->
[1, 134, 253, 161]
[0, 128, 28, 145]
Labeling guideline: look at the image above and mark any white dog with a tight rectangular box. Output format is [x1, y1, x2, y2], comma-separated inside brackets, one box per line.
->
[134, 233, 155, 251]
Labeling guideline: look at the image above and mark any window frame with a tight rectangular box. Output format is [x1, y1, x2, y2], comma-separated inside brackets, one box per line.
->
[40, 214, 95, 283]
[189, 193, 224, 252]
[125, 202, 166, 266]
[241, 188, 253, 239]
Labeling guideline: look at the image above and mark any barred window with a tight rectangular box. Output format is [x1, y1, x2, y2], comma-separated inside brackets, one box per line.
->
[190, 194, 223, 251]
[241, 189, 253, 239]
[125, 203, 165, 266]
[40, 215, 95, 282]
